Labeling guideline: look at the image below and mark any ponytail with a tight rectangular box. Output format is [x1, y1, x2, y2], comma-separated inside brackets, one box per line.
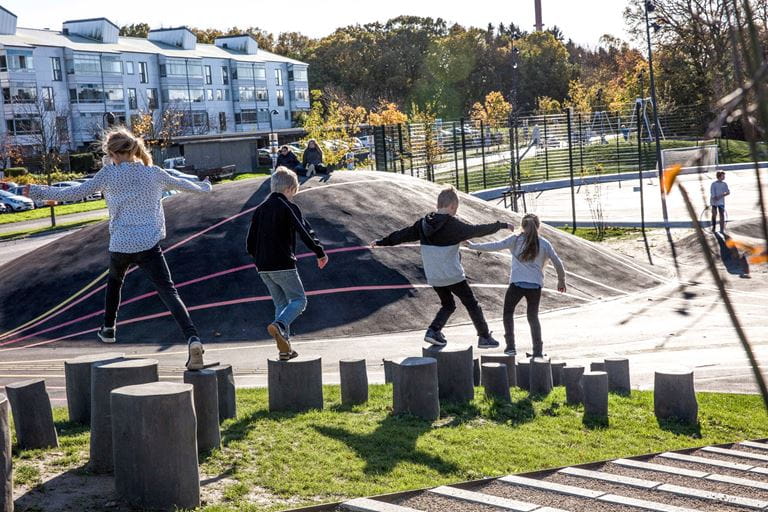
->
[519, 213, 540, 262]
[101, 127, 153, 166]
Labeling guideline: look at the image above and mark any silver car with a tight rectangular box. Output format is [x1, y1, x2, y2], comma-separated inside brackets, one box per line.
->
[0, 189, 35, 211]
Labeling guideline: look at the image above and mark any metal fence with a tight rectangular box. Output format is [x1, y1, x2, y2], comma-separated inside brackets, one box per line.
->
[364, 102, 724, 195]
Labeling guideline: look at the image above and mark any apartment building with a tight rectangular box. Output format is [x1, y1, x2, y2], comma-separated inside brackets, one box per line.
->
[0, 6, 310, 153]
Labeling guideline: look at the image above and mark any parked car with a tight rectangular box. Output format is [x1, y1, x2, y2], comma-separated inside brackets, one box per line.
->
[0, 189, 35, 211]
[0, 202, 7, 213]
[9, 187, 48, 208]
[0, 181, 19, 191]
[51, 181, 86, 203]
[73, 178, 103, 200]
[257, 148, 274, 167]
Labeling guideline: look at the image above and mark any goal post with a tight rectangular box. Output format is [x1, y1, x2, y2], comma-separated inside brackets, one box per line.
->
[660, 144, 719, 171]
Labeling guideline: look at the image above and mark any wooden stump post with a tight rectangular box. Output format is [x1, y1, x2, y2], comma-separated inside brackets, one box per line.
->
[422, 345, 474, 403]
[112, 382, 199, 510]
[183, 370, 221, 452]
[654, 368, 698, 424]
[604, 357, 631, 394]
[90, 359, 158, 473]
[340, 359, 368, 406]
[529, 357, 553, 395]
[392, 357, 439, 421]
[64, 353, 124, 425]
[268, 356, 323, 412]
[480, 353, 517, 387]
[563, 365, 585, 405]
[482, 363, 511, 402]
[516, 359, 531, 391]
[209, 365, 236, 422]
[582, 371, 609, 420]
[5, 379, 58, 450]
[551, 361, 567, 386]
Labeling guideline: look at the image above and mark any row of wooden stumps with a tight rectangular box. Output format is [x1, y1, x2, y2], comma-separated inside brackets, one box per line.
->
[0, 348, 698, 511]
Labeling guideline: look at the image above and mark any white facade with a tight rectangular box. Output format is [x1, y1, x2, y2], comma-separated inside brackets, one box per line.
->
[0, 11, 310, 153]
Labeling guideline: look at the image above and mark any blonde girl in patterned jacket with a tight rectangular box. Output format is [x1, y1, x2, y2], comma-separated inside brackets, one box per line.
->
[27, 127, 212, 370]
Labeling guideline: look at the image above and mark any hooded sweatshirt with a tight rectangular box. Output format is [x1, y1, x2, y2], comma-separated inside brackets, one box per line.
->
[375, 213, 504, 287]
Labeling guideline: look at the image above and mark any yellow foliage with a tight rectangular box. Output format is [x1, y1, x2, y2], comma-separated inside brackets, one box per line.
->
[368, 101, 408, 126]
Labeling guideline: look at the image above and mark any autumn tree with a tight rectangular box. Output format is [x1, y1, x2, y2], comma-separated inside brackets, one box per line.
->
[0, 134, 23, 170]
[368, 101, 408, 126]
[470, 91, 512, 128]
[410, 102, 442, 180]
[301, 90, 361, 167]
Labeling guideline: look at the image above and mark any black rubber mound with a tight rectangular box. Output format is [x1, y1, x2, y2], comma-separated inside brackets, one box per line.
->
[0, 171, 666, 346]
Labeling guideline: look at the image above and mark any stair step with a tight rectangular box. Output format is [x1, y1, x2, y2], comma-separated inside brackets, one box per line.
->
[705, 473, 768, 491]
[702, 446, 768, 462]
[596, 494, 702, 512]
[559, 467, 660, 489]
[428, 486, 540, 511]
[659, 452, 753, 472]
[499, 475, 604, 499]
[656, 483, 768, 509]
[740, 441, 768, 452]
[611, 458, 708, 478]
[342, 498, 421, 512]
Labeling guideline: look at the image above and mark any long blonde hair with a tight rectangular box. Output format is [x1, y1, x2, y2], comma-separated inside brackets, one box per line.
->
[519, 213, 541, 262]
[101, 127, 153, 166]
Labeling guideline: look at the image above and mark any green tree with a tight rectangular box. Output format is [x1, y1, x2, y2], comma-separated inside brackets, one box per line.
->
[516, 31, 573, 111]
[119, 23, 150, 38]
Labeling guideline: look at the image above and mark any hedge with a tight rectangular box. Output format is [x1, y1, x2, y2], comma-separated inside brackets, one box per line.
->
[69, 153, 97, 173]
[2, 167, 28, 178]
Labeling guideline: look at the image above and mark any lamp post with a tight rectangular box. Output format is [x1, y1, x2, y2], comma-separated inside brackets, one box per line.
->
[509, 41, 521, 211]
[268, 109, 279, 172]
[644, 0, 678, 269]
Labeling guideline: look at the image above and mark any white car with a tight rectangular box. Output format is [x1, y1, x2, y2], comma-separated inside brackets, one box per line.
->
[9, 187, 48, 208]
[0, 189, 35, 211]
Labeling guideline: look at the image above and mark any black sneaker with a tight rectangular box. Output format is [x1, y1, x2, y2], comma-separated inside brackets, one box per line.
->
[97, 326, 116, 344]
[478, 333, 500, 349]
[504, 346, 517, 356]
[526, 352, 549, 359]
[424, 328, 447, 347]
[186, 337, 205, 370]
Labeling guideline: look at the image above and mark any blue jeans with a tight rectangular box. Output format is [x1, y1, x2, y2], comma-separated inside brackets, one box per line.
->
[259, 269, 307, 337]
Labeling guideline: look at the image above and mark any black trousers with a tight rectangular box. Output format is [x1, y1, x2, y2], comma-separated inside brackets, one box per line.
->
[503, 284, 542, 355]
[104, 244, 198, 339]
[712, 205, 725, 232]
[430, 280, 490, 337]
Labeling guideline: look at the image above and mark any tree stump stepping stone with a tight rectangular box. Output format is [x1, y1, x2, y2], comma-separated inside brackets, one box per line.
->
[340, 359, 368, 406]
[64, 352, 125, 425]
[392, 357, 439, 421]
[563, 365, 585, 405]
[482, 363, 511, 402]
[422, 344, 474, 403]
[582, 371, 609, 419]
[90, 358, 158, 473]
[268, 355, 323, 412]
[551, 361, 566, 386]
[183, 369, 221, 452]
[604, 357, 631, 394]
[516, 359, 531, 391]
[208, 364, 236, 421]
[529, 357, 553, 395]
[654, 367, 698, 424]
[5, 379, 58, 450]
[111, 382, 199, 510]
[480, 353, 516, 387]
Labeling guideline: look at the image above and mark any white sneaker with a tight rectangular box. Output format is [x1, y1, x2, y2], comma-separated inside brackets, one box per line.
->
[186, 338, 205, 370]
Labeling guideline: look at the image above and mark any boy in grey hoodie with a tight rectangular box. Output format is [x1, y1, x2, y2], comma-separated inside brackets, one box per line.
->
[371, 186, 511, 347]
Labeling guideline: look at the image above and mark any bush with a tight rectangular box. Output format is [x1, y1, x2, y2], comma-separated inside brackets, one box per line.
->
[69, 153, 97, 173]
[3, 167, 28, 178]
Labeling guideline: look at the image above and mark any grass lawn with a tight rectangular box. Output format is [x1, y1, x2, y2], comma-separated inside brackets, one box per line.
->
[12, 385, 768, 511]
[219, 171, 271, 184]
[0, 200, 107, 225]
[557, 226, 642, 242]
[0, 217, 107, 241]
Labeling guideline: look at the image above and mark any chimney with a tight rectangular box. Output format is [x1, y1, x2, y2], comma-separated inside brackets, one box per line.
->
[534, 0, 543, 32]
[148, 26, 197, 50]
[0, 5, 17, 35]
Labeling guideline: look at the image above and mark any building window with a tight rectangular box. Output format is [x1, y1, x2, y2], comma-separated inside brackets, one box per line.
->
[146, 88, 158, 109]
[70, 84, 104, 103]
[219, 112, 226, 132]
[236, 63, 265, 81]
[101, 55, 123, 75]
[292, 88, 309, 102]
[290, 68, 307, 82]
[2, 84, 37, 104]
[128, 88, 137, 109]
[215, 89, 223, 101]
[104, 87, 124, 103]
[235, 109, 259, 124]
[206, 89, 214, 101]
[71, 54, 100, 74]
[6, 116, 41, 135]
[276, 90, 284, 106]
[51, 57, 62, 81]
[42, 86, 54, 111]
[126, 61, 135, 74]
[237, 86, 255, 102]
[162, 88, 204, 103]
[256, 88, 267, 101]
[139, 62, 148, 83]
[222, 66, 229, 85]
[7, 50, 34, 72]
[0, 56, 6, 72]
[223, 89, 230, 101]
[204, 65, 212, 85]
[275, 69, 283, 86]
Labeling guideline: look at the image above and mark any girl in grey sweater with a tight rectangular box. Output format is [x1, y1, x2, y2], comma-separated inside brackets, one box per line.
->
[28, 128, 212, 369]
[469, 214, 566, 357]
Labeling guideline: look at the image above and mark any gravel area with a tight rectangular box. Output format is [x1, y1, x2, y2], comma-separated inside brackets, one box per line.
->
[600, 462, 768, 500]
[729, 445, 768, 457]
[472, 480, 639, 512]
[646, 455, 768, 482]
[396, 492, 503, 511]
[545, 472, 755, 511]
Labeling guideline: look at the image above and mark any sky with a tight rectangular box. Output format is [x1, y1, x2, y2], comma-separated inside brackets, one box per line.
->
[3, 0, 633, 48]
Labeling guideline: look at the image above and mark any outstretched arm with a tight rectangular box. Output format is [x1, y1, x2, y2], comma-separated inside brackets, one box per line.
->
[157, 168, 212, 193]
[28, 171, 105, 203]
[372, 220, 421, 247]
[452, 219, 507, 242]
[469, 234, 517, 252]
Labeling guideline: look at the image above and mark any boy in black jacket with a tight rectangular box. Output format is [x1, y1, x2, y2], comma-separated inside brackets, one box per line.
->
[246, 167, 328, 360]
[371, 186, 510, 348]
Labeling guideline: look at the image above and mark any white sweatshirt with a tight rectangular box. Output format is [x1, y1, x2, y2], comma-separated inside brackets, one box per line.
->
[469, 234, 566, 287]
